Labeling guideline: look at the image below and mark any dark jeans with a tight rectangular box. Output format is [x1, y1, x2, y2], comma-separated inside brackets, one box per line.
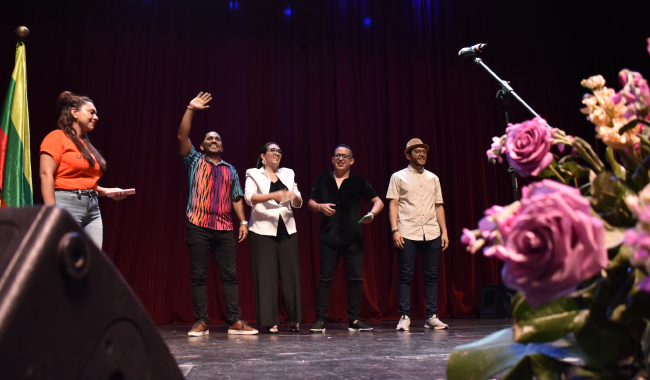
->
[315, 240, 364, 322]
[250, 232, 302, 326]
[397, 237, 442, 319]
[186, 222, 241, 325]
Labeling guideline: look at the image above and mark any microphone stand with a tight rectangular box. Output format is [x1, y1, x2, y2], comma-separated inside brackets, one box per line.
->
[473, 57, 552, 201]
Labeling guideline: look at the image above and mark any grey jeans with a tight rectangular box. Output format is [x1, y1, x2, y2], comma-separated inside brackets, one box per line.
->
[55, 189, 103, 249]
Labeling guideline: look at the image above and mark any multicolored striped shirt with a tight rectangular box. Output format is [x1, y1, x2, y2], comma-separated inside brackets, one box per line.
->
[182, 147, 243, 230]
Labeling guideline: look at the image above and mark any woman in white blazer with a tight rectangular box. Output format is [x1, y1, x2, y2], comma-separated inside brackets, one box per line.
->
[245, 142, 303, 333]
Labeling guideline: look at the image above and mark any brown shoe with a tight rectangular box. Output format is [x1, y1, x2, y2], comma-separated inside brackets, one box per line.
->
[188, 321, 209, 336]
[227, 320, 259, 335]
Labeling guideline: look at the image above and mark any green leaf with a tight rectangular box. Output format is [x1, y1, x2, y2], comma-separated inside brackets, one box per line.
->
[446, 328, 594, 380]
[604, 227, 625, 250]
[560, 161, 590, 179]
[640, 134, 650, 150]
[616, 149, 639, 174]
[614, 289, 650, 323]
[536, 158, 571, 183]
[513, 297, 579, 343]
[631, 164, 650, 191]
[504, 354, 611, 380]
[605, 148, 627, 179]
[528, 354, 571, 380]
[607, 244, 631, 273]
[501, 355, 534, 380]
[590, 171, 636, 227]
[573, 311, 627, 365]
[536, 166, 557, 180]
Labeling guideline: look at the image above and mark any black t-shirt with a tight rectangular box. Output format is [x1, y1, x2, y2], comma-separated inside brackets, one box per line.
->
[269, 179, 288, 237]
[309, 171, 378, 244]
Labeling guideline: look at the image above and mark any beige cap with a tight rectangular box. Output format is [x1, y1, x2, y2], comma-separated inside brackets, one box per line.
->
[404, 138, 429, 155]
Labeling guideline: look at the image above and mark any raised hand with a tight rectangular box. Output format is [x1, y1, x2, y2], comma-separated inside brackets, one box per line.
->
[188, 92, 213, 111]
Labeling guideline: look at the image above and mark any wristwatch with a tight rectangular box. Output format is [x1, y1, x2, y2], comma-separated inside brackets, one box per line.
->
[240, 221, 249, 226]
[391, 229, 399, 235]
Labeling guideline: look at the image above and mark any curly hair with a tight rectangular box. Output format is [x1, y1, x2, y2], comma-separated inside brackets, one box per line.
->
[56, 91, 106, 172]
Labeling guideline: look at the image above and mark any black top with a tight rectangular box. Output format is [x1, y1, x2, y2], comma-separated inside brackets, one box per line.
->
[269, 179, 288, 237]
[309, 171, 378, 244]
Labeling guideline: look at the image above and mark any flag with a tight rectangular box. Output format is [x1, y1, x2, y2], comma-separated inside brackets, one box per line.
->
[0, 43, 32, 208]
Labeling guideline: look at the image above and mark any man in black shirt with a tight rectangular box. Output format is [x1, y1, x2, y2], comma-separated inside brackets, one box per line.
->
[308, 144, 384, 332]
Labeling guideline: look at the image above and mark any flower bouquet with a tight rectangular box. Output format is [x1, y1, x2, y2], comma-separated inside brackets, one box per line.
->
[446, 55, 650, 379]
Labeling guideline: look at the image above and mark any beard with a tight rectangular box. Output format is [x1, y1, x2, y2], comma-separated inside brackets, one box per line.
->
[410, 156, 425, 167]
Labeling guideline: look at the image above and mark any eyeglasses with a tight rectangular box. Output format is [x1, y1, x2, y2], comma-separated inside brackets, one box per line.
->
[334, 154, 352, 160]
[411, 149, 427, 156]
[268, 148, 283, 155]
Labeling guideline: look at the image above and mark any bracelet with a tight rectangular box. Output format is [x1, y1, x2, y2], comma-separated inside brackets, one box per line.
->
[391, 229, 399, 235]
[187, 106, 194, 111]
[240, 221, 249, 226]
[318, 204, 321, 212]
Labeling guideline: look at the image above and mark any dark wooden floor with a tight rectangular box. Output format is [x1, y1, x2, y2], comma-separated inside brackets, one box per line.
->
[160, 318, 512, 379]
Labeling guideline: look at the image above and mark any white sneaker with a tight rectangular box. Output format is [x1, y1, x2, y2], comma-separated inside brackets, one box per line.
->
[396, 315, 410, 331]
[424, 314, 449, 330]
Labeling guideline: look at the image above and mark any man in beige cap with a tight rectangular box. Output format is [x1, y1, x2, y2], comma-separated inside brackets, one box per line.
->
[386, 138, 449, 331]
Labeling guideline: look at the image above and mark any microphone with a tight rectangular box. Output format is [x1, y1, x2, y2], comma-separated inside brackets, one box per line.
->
[458, 43, 487, 58]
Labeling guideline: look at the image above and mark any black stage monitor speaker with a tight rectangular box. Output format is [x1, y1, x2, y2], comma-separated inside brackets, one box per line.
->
[0, 206, 184, 380]
[480, 284, 515, 319]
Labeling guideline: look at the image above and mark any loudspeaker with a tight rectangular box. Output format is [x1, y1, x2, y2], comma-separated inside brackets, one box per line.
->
[479, 284, 515, 319]
[0, 206, 184, 380]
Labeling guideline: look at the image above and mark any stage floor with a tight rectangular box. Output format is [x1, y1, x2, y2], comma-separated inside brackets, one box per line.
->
[160, 318, 512, 379]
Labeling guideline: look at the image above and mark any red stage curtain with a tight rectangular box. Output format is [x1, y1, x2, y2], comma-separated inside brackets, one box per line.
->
[2, 0, 648, 324]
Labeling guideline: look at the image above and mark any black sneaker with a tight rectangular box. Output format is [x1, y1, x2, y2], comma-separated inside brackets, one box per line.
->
[348, 320, 373, 332]
[310, 319, 326, 333]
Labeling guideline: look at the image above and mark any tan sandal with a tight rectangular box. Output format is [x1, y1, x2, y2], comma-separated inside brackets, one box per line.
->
[269, 325, 278, 334]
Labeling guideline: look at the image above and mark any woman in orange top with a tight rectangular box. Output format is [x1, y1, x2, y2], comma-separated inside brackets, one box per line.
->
[39, 91, 129, 248]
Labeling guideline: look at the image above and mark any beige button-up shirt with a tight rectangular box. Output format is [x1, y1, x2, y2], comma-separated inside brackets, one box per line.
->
[386, 165, 444, 241]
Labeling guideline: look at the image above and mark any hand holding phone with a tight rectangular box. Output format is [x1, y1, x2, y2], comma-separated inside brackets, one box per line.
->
[106, 188, 136, 198]
[358, 213, 373, 224]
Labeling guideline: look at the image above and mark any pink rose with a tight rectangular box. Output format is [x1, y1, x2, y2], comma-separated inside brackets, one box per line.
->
[505, 116, 554, 177]
[498, 180, 607, 307]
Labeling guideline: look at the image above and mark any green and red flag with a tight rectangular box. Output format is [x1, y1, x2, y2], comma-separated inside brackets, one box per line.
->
[0, 43, 32, 208]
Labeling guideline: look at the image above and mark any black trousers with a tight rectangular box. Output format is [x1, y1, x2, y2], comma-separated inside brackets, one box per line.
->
[249, 231, 302, 326]
[186, 222, 241, 325]
[315, 240, 364, 322]
[397, 237, 442, 319]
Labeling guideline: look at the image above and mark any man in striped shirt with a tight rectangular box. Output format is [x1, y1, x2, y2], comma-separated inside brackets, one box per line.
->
[178, 92, 257, 336]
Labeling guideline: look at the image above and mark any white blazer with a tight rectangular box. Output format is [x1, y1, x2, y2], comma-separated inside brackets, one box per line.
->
[244, 167, 302, 236]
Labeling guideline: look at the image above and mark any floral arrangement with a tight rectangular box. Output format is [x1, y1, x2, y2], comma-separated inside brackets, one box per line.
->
[447, 44, 650, 380]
